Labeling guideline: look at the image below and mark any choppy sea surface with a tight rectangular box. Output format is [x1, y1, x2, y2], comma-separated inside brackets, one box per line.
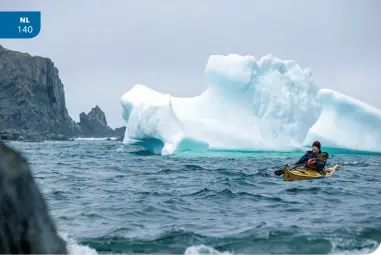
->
[6, 140, 381, 255]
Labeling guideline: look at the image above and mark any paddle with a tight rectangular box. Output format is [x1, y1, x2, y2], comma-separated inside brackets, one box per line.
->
[274, 152, 329, 176]
[274, 163, 303, 176]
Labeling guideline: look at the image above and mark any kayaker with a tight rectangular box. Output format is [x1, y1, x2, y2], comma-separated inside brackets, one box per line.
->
[291, 141, 327, 172]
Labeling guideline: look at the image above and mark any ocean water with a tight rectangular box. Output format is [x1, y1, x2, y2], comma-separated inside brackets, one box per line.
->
[5, 140, 381, 255]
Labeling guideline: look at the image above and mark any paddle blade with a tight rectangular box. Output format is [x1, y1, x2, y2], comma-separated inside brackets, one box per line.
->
[274, 166, 288, 176]
[318, 152, 329, 160]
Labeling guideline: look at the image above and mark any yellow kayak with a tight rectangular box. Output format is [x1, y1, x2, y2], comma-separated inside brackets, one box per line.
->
[283, 164, 339, 181]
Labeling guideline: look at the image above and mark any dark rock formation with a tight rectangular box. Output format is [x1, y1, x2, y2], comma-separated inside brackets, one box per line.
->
[114, 126, 126, 138]
[0, 141, 67, 253]
[0, 129, 71, 142]
[114, 126, 126, 141]
[78, 105, 116, 137]
[0, 45, 80, 140]
[0, 45, 126, 142]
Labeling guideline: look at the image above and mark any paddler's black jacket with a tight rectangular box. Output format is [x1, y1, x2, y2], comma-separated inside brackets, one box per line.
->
[295, 150, 327, 171]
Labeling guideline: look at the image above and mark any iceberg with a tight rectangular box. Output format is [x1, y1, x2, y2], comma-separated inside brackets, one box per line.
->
[303, 89, 381, 153]
[120, 54, 381, 155]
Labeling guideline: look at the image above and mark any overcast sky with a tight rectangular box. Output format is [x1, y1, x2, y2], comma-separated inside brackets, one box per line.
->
[1, 0, 380, 128]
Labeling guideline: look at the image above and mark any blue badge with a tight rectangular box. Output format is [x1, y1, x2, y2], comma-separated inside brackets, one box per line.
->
[0, 11, 41, 39]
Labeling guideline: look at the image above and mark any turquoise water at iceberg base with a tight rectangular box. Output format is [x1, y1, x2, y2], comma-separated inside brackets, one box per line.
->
[6, 141, 381, 255]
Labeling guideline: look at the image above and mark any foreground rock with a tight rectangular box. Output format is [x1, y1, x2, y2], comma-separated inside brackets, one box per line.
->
[0, 141, 67, 253]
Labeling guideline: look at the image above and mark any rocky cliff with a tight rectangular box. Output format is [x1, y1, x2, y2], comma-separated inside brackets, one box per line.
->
[0, 45, 125, 141]
[0, 45, 80, 140]
[0, 141, 68, 253]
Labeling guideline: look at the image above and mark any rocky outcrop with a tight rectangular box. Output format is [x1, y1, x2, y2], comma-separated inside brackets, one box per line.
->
[113, 126, 127, 141]
[114, 126, 126, 138]
[0, 45, 80, 141]
[77, 105, 119, 137]
[0, 141, 67, 253]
